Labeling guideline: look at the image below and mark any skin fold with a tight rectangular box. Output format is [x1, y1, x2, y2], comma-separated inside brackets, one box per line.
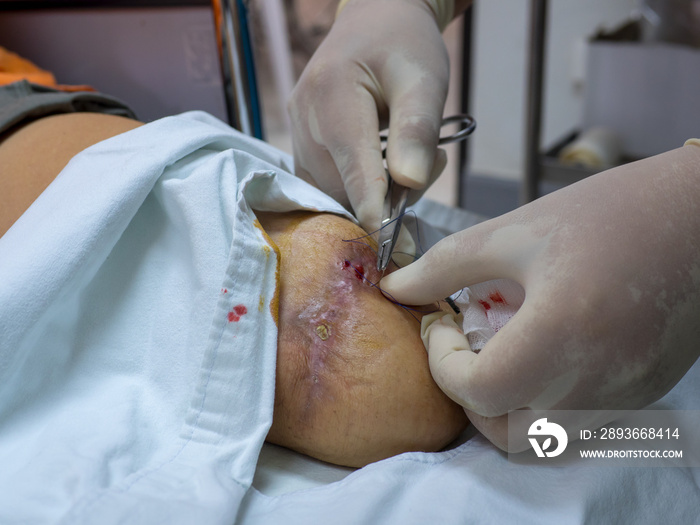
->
[1, 113, 467, 468]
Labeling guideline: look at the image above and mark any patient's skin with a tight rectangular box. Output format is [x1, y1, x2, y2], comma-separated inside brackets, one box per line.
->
[1, 113, 467, 468]
[0, 113, 144, 237]
[258, 211, 467, 467]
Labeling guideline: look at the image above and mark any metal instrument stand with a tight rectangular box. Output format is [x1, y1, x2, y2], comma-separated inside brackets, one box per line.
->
[212, 0, 265, 139]
[522, 0, 549, 203]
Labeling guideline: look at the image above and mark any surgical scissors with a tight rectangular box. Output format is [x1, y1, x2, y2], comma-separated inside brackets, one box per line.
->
[376, 114, 476, 272]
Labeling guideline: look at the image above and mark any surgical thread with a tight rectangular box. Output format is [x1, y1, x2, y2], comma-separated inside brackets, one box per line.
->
[340, 211, 439, 322]
[342, 259, 438, 323]
[341, 209, 426, 265]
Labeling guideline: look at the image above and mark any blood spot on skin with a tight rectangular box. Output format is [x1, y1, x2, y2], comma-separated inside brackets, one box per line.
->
[342, 259, 366, 282]
[353, 264, 364, 280]
[228, 304, 248, 322]
[222, 288, 228, 294]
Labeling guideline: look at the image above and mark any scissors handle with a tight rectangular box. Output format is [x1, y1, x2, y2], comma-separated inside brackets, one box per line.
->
[379, 113, 476, 149]
[437, 113, 476, 145]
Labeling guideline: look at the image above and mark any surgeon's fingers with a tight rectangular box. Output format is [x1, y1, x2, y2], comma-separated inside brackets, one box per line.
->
[384, 62, 449, 190]
[464, 411, 512, 452]
[392, 226, 417, 268]
[320, 92, 388, 236]
[421, 290, 557, 420]
[406, 147, 447, 207]
[420, 311, 475, 406]
[292, 138, 350, 207]
[421, 308, 530, 415]
[421, 314, 525, 452]
[380, 217, 519, 305]
[392, 148, 447, 266]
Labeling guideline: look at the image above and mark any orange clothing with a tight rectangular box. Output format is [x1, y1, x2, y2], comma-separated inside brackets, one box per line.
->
[0, 46, 94, 92]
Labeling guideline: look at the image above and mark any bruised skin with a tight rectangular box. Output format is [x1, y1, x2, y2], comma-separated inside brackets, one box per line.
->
[257, 211, 467, 467]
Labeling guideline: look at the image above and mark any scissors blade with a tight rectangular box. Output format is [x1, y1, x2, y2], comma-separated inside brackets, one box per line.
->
[376, 177, 410, 272]
[375, 113, 475, 272]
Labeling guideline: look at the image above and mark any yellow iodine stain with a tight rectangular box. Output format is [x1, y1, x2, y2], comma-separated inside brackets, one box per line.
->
[253, 219, 280, 327]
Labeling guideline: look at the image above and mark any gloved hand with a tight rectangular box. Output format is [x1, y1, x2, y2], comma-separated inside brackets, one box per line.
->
[288, 0, 465, 256]
[381, 143, 700, 451]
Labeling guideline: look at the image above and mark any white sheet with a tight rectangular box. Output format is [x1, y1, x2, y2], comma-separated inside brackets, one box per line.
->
[1, 111, 698, 524]
[0, 111, 349, 523]
[248, 361, 700, 524]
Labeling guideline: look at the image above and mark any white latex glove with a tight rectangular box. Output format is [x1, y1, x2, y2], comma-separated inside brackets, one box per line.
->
[288, 0, 465, 256]
[381, 143, 700, 451]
